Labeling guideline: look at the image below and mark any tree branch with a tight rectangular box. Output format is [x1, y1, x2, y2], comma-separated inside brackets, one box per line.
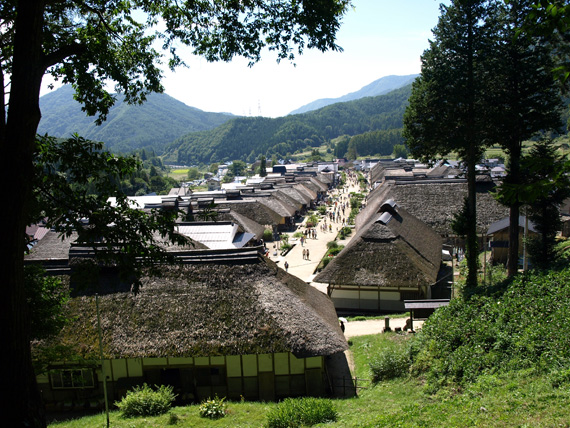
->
[42, 41, 86, 69]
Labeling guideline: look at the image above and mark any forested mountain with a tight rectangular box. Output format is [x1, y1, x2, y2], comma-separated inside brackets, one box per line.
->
[288, 74, 418, 115]
[166, 84, 412, 165]
[38, 85, 235, 154]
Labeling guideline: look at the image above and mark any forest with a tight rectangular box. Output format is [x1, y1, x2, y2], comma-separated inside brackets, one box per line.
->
[166, 85, 411, 164]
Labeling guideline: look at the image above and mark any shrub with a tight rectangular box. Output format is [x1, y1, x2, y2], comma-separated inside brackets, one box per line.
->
[410, 268, 570, 391]
[326, 240, 339, 249]
[266, 397, 338, 428]
[263, 229, 273, 242]
[199, 395, 226, 419]
[370, 344, 411, 383]
[115, 383, 176, 417]
[317, 205, 327, 215]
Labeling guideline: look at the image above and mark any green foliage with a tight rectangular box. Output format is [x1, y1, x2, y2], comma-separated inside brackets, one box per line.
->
[186, 167, 200, 180]
[410, 268, 570, 392]
[338, 226, 352, 239]
[24, 265, 69, 341]
[115, 384, 176, 418]
[169, 86, 412, 165]
[38, 87, 233, 154]
[33, 135, 189, 293]
[317, 205, 327, 215]
[370, 343, 411, 383]
[326, 240, 339, 249]
[392, 143, 408, 159]
[265, 397, 338, 428]
[263, 229, 274, 242]
[198, 395, 226, 420]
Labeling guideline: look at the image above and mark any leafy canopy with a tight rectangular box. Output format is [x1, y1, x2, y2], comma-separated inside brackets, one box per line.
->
[1, 0, 351, 123]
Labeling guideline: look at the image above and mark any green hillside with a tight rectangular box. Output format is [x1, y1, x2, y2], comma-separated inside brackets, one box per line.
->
[166, 85, 412, 164]
[38, 85, 235, 154]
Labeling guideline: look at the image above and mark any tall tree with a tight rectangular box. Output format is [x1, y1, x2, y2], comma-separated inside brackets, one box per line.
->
[496, 139, 570, 270]
[487, 0, 564, 276]
[259, 155, 268, 177]
[0, 1, 350, 426]
[403, 0, 498, 290]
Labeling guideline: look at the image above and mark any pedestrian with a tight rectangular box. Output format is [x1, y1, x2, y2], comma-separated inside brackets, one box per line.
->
[284, 260, 289, 271]
[303, 248, 307, 260]
[306, 249, 310, 260]
[300, 236, 304, 246]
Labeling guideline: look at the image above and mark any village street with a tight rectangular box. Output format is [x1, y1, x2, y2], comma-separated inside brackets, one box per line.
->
[267, 172, 361, 289]
[267, 172, 424, 336]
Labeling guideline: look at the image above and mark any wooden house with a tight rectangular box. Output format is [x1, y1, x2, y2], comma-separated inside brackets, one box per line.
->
[486, 216, 538, 264]
[28, 235, 349, 410]
[314, 200, 442, 312]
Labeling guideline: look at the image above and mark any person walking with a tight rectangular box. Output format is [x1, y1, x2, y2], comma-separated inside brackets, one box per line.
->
[306, 249, 310, 260]
[302, 249, 306, 260]
[284, 261, 289, 272]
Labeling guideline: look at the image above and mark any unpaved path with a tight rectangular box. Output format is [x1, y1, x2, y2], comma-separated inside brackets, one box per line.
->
[343, 317, 423, 338]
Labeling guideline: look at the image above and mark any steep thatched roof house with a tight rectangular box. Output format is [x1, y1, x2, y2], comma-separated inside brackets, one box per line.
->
[359, 180, 509, 238]
[28, 233, 349, 409]
[315, 199, 442, 312]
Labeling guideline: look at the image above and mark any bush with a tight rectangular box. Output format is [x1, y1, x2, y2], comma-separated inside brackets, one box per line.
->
[326, 240, 339, 249]
[318, 205, 327, 215]
[370, 344, 411, 383]
[115, 384, 176, 417]
[266, 397, 338, 428]
[199, 395, 226, 419]
[410, 268, 570, 391]
[263, 229, 273, 242]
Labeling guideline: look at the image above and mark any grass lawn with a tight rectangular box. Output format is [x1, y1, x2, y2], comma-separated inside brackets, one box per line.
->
[167, 168, 190, 181]
[48, 333, 570, 427]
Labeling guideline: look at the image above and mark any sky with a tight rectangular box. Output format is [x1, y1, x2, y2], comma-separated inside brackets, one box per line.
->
[159, 0, 448, 118]
[42, 0, 448, 119]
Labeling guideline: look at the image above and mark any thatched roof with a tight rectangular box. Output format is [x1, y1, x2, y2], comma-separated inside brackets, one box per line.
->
[25, 230, 207, 268]
[269, 190, 303, 212]
[216, 199, 284, 226]
[255, 194, 296, 218]
[274, 185, 313, 207]
[34, 257, 347, 360]
[360, 180, 509, 236]
[315, 204, 442, 287]
[217, 210, 266, 239]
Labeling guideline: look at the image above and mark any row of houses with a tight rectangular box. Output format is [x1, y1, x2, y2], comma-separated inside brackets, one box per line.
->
[27, 166, 353, 411]
[315, 159, 514, 313]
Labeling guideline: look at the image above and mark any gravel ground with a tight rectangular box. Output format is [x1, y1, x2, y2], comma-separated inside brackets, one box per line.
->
[343, 317, 424, 338]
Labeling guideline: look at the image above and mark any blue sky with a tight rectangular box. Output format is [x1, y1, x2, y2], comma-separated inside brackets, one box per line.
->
[43, 1, 449, 118]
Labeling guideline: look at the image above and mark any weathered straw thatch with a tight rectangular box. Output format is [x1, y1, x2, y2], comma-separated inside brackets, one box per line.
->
[34, 257, 347, 360]
[275, 185, 313, 207]
[255, 194, 297, 218]
[216, 199, 284, 226]
[216, 210, 266, 239]
[268, 190, 303, 212]
[360, 181, 509, 236]
[315, 204, 441, 288]
[298, 177, 328, 194]
[293, 183, 318, 202]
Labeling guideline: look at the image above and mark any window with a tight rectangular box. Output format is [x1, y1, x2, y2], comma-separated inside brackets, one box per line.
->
[50, 368, 95, 389]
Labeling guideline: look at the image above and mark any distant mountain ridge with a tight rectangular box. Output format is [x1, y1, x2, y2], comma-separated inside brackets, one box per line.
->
[288, 74, 418, 115]
[166, 84, 412, 165]
[38, 85, 235, 153]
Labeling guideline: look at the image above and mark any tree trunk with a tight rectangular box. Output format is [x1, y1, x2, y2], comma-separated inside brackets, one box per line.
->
[465, 147, 479, 291]
[507, 144, 522, 277]
[0, 1, 47, 426]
